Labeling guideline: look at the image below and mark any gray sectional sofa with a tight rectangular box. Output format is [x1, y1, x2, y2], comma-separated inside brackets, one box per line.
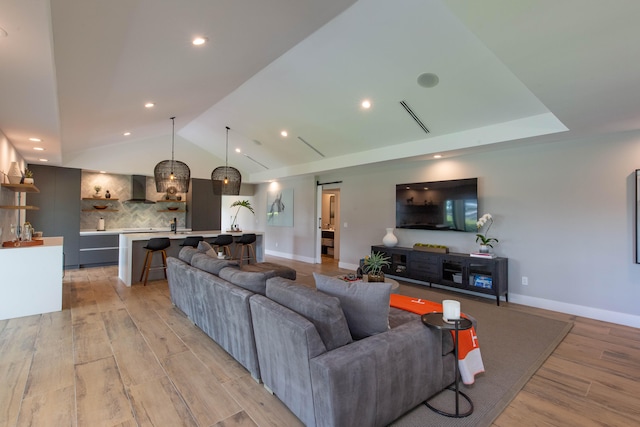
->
[167, 246, 296, 380]
[167, 247, 456, 427]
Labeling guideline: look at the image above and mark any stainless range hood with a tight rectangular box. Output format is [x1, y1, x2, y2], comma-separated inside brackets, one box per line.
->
[124, 175, 156, 204]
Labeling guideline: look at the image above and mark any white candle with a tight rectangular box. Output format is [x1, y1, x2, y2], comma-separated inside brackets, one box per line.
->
[443, 300, 460, 322]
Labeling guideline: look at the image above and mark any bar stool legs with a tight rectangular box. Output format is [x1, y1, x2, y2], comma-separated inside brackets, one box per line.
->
[140, 237, 171, 285]
[235, 234, 257, 264]
[236, 243, 256, 264]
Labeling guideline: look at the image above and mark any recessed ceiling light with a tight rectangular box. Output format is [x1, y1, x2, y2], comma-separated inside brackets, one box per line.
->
[281, 130, 288, 137]
[29, 137, 41, 142]
[33, 147, 44, 151]
[123, 132, 131, 136]
[144, 102, 155, 108]
[433, 154, 442, 159]
[361, 99, 372, 109]
[38, 158, 48, 162]
[192, 36, 207, 46]
[100, 171, 107, 174]
[235, 148, 241, 153]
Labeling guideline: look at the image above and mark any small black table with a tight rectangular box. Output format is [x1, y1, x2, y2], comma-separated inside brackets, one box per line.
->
[421, 312, 474, 418]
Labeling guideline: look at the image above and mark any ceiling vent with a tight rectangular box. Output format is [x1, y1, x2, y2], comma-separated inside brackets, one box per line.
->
[297, 136, 325, 157]
[400, 100, 430, 135]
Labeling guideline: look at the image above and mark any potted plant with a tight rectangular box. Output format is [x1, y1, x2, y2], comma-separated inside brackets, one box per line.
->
[363, 251, 391, 282]
[230, 200, 254, 231]
[476, 213, 498, 253]
[93, 185, 102, 198]
[23, 169, 34, 185]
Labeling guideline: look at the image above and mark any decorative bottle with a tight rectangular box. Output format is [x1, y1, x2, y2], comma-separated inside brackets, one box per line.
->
[382, 228, 398, 247]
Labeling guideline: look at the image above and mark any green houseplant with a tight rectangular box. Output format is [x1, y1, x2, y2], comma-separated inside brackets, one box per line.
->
[363, 251, 391, 282]
[230, 200, 254, 231]
[476, 213, 498, 252]
[23, 168, 34, 185]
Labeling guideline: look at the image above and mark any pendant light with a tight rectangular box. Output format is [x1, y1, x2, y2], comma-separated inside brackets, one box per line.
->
[154, 116, 190, 193]
[211, 126, 241, 195]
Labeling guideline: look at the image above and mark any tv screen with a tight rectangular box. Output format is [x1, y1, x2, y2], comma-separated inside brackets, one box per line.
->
[396, 178, 478, 232]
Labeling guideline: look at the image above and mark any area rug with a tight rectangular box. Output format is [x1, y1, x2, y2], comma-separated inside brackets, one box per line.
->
[388, 283, 573, 427]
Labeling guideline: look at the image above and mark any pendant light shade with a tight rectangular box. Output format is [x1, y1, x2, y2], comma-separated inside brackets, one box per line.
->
[211, 126, 242, 195]
[154, 117, 190, 193]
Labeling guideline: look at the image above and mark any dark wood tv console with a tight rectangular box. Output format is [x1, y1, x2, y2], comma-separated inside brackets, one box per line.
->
[371, 245, 508, 305]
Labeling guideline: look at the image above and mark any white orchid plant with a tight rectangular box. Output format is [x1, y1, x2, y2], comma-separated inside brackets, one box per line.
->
[476, 213, 498, 247]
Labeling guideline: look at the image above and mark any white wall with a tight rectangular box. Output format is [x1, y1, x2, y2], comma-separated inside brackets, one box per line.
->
[259, 176, 317, 263]
[0, 131, 25, 242]
[264, 131, 640, 327]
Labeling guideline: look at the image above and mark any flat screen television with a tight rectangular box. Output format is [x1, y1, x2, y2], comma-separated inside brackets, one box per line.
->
[396, 178, 478, 232]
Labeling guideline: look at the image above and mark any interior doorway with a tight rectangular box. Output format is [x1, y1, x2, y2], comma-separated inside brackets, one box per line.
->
[320, 189, 340, 263]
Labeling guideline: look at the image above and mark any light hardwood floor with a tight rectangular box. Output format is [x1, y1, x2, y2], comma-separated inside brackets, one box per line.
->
[1, 256, 638, 427]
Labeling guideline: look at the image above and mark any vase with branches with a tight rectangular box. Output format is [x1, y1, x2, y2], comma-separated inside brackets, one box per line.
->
[230, 200, 254, 231]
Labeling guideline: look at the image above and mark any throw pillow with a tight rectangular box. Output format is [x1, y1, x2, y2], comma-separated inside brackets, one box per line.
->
[314, 272, 391, 340]
[266, 277, 352, 351]
[197, 241, 214, 253]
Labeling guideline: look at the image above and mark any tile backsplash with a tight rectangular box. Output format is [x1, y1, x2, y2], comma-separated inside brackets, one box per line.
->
[81, 172, 186, 230]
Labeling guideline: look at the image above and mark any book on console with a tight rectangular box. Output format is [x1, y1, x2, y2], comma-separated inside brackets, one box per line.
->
[470, 252, 497, 259]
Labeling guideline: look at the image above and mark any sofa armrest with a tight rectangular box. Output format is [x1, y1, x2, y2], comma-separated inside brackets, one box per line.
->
[250, 294, 327, 427]
[310, 319, 454, 427]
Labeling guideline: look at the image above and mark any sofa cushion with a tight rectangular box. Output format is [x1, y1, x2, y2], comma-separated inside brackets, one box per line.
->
[266, 277, 352, 351]
[219, 266, 274, 295]
[314, 273, 391, 340]
[241, 262, 297, 280]
[178, 246, 199, 264]
[191, 253, 239, 276]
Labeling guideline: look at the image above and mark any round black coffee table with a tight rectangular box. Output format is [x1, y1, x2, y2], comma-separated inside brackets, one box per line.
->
[421, 312, 474, 418]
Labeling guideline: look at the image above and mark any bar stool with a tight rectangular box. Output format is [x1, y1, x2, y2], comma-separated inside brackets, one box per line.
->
[180, 236, 203, 248]
[235, 233, 257, 264]
[140, 237, 171, 285]
[210, 234, 234, 258]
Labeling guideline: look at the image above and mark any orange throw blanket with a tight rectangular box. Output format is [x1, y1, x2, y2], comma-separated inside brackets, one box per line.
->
[390, 294, 485, 385]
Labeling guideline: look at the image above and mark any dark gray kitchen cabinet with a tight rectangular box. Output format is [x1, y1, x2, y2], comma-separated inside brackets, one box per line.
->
[187, 178, 221, 231]
[26, 165, 81, 269]
[79, 234, 119, 267]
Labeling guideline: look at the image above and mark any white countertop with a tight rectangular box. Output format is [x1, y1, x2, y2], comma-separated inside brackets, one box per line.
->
[1, 236, 63, 249]
[80, 227, 191, 236]
[119, 230, 263, 241]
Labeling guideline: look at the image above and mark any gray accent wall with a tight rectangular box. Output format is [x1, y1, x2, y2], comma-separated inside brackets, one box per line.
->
[262, 133, 640, 327]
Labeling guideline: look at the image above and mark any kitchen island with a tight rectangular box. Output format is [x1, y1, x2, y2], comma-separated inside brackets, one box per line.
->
[118, 230, 264, 286]
[0, 237, 63, 320]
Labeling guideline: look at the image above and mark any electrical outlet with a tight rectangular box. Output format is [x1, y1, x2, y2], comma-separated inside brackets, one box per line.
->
[522, 276, 528, 286]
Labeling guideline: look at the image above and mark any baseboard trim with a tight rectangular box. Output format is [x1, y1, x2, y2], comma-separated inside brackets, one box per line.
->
[264, 250, 315, 264]
[509, 293, 640, 328]
[265, 253, 639, 328]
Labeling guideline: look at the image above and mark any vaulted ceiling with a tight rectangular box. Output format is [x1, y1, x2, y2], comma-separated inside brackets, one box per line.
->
[1, 0, 639, 182]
